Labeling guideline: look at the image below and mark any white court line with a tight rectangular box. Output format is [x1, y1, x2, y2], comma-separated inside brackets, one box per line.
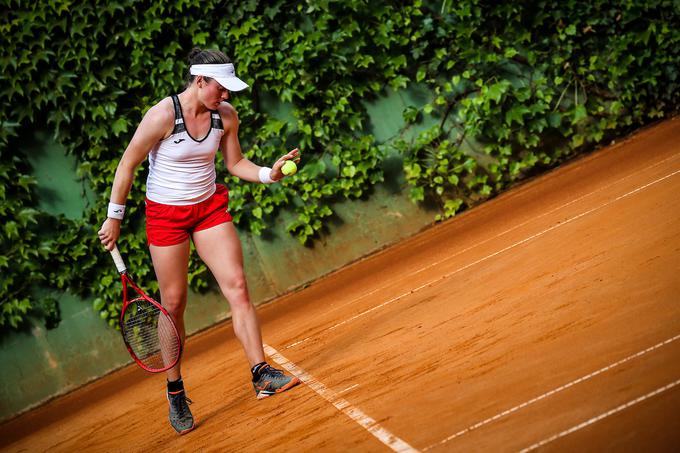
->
[286, 155, 680, 350]
[519, 377, 680, 452]
[423, 333, 680, 450]
[295, 166, 680, 344]
[340, 384, 360, 394]
[263, 344, 419, 453]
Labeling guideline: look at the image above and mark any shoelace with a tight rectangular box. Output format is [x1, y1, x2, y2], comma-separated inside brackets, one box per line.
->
[262, 365, 285, 378]
[170, 394, 193, 418]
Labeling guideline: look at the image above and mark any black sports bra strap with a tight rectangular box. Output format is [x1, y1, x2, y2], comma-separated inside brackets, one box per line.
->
[210, 110, 224, 130]
[171, 95, 182, 121]
[170, 95, 186, 135]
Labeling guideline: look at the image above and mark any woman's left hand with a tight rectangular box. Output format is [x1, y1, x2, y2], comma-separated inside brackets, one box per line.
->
[270, 148, 300, 181]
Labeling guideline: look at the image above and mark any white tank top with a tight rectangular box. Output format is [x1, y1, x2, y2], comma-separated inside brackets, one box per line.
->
[146, 95, 224, 205]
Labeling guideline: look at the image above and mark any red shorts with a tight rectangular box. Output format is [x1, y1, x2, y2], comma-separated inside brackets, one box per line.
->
[146, 184, 232, 246]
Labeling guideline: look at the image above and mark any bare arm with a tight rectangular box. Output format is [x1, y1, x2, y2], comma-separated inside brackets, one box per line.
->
[111, 100, 174, 202]
[98, 99, 174, 250]
[218, 103, 299, 182]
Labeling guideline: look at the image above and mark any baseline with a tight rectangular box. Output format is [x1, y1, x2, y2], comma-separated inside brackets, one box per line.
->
[263, 344, 419, 453]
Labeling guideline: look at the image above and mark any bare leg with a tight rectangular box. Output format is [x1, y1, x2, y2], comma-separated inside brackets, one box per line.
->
[192, 223, 266, 366]
[149, 240, 191, 382]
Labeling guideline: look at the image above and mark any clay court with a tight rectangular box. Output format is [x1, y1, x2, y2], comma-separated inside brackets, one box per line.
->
[1, 118, 679, 452]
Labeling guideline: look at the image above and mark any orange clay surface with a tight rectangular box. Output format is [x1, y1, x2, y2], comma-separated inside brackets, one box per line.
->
[1, 118, 679, 452]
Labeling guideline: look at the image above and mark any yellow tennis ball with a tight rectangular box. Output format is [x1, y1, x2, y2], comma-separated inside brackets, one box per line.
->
[282, 160, 297, 176]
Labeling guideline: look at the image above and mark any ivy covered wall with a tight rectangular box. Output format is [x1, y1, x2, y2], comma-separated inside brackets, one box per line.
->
[1, 1, 678, 335]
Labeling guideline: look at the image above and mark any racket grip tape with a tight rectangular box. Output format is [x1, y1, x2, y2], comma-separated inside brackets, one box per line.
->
[110, 245, 127, 274]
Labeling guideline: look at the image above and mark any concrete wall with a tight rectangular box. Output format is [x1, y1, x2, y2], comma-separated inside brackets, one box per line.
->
[0, 87, 440, 421]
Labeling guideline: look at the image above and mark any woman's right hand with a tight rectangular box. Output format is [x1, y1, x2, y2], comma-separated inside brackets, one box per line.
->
[98, 218, 121, 251]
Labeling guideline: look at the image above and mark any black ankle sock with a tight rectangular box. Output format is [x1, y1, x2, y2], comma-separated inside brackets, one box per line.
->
[251, 362, 268, 380]
[167, 377, 184, 393]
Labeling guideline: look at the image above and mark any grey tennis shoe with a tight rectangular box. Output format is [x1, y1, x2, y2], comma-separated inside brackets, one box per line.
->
[167, 390, 194, 434]
[252, 364, 301, 399]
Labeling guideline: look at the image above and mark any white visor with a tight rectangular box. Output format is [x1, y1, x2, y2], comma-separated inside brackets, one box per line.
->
[190, 63, 249, 92]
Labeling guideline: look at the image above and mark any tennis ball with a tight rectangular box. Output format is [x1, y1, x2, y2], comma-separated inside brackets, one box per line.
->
[282, 160, 297, 176]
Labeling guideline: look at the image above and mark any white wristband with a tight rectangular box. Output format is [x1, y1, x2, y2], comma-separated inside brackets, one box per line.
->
[258, 166, 275, 184]
[107, 202, 125, 220]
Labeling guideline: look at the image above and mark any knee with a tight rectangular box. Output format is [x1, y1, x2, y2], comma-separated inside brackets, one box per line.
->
[221, 274, 249, 305]
[223, 273, 248, 295]
[160, 289, 187, 316]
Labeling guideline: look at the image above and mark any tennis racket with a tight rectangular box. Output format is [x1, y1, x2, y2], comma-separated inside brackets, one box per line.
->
[110, 245, 182, 373]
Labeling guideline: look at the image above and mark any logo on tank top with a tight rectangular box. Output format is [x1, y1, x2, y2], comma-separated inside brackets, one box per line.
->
[174, 138, 186, 144]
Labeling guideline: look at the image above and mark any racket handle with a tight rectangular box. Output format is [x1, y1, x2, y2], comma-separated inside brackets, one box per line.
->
[110, 245, 127, 274]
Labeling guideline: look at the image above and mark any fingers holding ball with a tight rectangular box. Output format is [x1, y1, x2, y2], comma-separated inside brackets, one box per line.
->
[282, 147, 299, 176]
[282, 160, 297, 176]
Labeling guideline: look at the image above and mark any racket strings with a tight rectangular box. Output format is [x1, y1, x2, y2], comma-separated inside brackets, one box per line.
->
[122, 296, 180, 371]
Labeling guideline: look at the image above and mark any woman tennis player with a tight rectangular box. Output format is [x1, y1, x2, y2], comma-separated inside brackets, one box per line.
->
[98, 48, 301, 434]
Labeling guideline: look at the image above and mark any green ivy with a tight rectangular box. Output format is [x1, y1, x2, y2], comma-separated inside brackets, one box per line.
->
[398, 1, 679, 218]
[1, 0, 677, 332]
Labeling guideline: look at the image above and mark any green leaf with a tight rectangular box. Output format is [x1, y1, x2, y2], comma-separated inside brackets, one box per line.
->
[505, 105, 530, 126]
[409, 186, 425, 202]
[443, 198, 463, 217]
[342, 165, 357, 178]
[487, 82, 505, 103]
[111, 118, 128, 135]
[548, 112, 562, 128]
[572, 105, 587, 124]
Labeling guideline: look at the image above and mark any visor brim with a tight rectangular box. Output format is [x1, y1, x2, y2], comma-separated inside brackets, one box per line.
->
[214, 76, 249, 92]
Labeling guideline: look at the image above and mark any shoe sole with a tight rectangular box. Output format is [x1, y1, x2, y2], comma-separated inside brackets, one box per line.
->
[176, 424, 195, 435]
[256, 376, 301, 400]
